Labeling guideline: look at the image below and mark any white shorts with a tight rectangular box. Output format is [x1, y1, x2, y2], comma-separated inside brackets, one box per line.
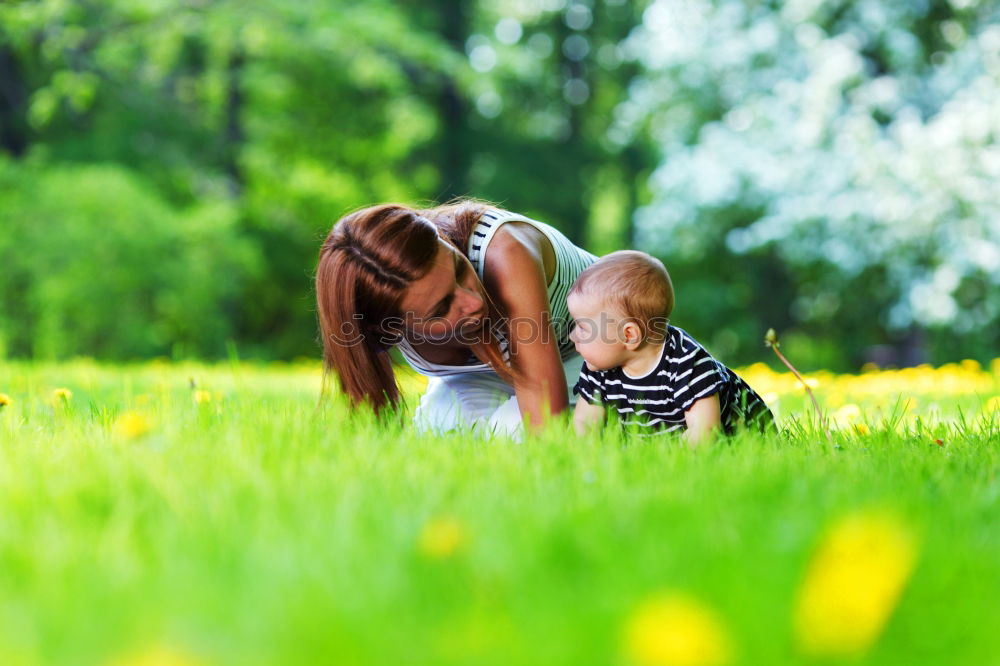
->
[412, 354, 585, 440]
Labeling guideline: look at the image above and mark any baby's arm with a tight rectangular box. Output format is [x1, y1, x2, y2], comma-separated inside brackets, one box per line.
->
[573, 399, 606, 435]
[684, 394, 722, 446]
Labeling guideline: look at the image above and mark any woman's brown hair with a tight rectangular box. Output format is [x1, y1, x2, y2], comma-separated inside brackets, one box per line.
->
[316, 201, 514, 413]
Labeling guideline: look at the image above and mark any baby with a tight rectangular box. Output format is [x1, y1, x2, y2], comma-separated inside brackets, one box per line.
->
[568, 250, 774, 443]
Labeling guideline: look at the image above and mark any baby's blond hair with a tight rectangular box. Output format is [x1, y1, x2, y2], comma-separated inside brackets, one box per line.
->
[569, 250, 674, 342]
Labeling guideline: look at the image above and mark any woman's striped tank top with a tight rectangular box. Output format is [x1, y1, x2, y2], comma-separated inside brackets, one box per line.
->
[397, 208, 598, 377]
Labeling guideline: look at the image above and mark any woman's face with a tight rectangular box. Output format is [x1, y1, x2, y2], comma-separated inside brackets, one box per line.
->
[399, 240, 487, 343]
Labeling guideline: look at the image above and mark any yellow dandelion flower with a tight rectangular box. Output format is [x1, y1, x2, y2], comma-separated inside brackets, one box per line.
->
[106, 643, 205, 666]
[794, 511, 918, 658]
[833, 404, 861, 427]
[418, 516, 468, 559]
[960, 359, 981, 373]
[52, 387, 73, 402]
[0, 393, 11, 407]
[623, 593, 733, 666]
[192, 390, 212, 404]
[854, 423, 870, 435]
[113, 411, 152, 440]
[793, 377, 820, 391]
[984, 395, 1000, 415]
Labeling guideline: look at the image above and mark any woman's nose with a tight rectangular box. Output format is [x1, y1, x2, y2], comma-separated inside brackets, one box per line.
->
[457, 286, 483, 315]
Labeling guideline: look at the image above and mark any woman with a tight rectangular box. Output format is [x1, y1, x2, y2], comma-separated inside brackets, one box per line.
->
[315, 200, 597, 436]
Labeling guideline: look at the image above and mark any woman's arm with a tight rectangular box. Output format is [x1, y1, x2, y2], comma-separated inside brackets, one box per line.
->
[482, 224, 567, 432]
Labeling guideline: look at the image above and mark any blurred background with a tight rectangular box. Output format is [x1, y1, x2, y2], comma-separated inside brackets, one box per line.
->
[0, 0, 997, 370]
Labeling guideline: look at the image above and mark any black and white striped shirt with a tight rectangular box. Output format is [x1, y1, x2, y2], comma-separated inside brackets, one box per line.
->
[573, 326, 774, 436]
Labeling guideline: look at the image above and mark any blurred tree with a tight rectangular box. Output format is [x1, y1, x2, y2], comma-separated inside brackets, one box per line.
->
[0, 0, 459, 358]
[0, 45, 29, 156]
[1, 0, 660, 360]
[455, 0, 656, 251]
[621, 0, 1000, 367]
[4, 0, 993, 368]
[0, 158, 258, 359]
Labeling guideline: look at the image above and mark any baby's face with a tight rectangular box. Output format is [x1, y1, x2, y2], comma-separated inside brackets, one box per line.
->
[567, 292, 628, 372]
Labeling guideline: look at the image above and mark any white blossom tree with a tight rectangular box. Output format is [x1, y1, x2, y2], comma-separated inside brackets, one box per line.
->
[618, 0, 1000, 365]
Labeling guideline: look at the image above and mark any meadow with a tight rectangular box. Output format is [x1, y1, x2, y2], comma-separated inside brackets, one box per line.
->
[0, 358, 998, 666]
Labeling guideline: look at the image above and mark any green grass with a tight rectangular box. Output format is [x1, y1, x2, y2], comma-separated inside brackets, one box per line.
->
[0, 360, 998, 666]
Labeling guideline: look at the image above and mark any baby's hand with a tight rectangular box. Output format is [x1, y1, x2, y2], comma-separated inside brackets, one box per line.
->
[573, 399, 605, 435]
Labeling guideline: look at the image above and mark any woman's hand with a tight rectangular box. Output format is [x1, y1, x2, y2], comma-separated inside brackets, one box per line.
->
[482, 223, 567, 432]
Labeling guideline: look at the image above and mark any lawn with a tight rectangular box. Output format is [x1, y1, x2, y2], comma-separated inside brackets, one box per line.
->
[0, 359, 997, 666]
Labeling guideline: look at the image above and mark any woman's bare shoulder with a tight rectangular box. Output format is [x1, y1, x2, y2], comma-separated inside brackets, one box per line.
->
[482, 221, 555, 285]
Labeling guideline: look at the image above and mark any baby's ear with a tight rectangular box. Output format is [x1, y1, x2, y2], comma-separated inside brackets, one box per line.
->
[622, 319, 643, 348]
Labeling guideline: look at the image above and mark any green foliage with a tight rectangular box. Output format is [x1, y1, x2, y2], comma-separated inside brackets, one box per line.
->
[1, 0, 997, 364]
[0, 158, 260, 359]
